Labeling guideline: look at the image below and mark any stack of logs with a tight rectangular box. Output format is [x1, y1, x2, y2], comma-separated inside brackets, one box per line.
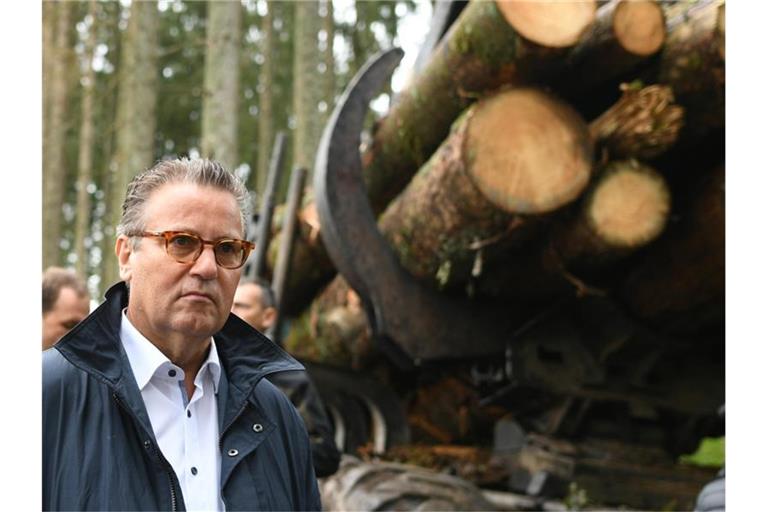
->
[279, 0, 724, 366]
[274, 0, 725, 508]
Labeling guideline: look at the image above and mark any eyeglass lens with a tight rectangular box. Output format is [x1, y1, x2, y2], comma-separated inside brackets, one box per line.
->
[166, 233, 246, 268]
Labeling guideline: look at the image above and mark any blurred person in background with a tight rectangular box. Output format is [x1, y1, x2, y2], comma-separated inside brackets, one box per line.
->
[42, 266, 90, 350]
[233, 278, 341, 477]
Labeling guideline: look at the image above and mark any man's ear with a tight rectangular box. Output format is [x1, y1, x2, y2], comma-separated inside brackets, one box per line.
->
[115, 235, 134, 283]
[262, 306, 277, 330]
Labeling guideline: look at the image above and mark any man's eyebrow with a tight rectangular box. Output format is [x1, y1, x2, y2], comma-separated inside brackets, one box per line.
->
[232, 301, 250, 308]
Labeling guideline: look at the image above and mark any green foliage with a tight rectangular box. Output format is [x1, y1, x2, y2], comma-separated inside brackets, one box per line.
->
[679, 436, 725, 468]
[564, 481, 589, 510]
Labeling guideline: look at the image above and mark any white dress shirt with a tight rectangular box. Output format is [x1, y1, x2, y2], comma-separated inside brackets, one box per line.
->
[120, 310, 225, 511]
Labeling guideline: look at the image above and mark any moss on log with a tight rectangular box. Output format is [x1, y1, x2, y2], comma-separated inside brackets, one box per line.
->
[364, 0, 596, 215]
[378, 88, 593, 286]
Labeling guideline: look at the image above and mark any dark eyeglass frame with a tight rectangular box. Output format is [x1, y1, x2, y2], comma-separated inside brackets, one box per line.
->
[129, 230, 255, 269]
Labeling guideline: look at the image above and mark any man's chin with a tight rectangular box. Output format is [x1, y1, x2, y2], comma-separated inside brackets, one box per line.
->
[172, 314, 226, 340]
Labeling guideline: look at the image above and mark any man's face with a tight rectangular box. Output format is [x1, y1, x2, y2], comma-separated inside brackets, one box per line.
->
[232, 282, 273, 331]
[42, 286, 90, 350]
[116, 182, 244, 344]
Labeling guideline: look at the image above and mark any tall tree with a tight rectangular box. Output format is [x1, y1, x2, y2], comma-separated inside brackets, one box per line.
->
[94, 0, 123, 298]
[201, 0, 241, 171]
[43, 0, 73, 270]
[42, 1, 56, 133]
[102, 0, 160, 288]
[255, 0, 274, 194]
[322, 0, 335, 120]
[292, 0, 321, 171]
[74, 0, 99, 278]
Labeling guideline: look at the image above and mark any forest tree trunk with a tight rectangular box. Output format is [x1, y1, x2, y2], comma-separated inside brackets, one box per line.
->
[292, 0, 322, 171]
[103, 0, 159, 288]
[43, 0, 72, 269]
[201, 0, 241, 172]
[323, 0, 335, 122]
[74, 0, 99, 278]
[256, 1, 274, 195]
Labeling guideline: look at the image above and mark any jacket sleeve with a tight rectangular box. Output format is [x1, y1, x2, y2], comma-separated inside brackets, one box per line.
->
[253, 376, 323, 511]
[267, 371, 341, 478]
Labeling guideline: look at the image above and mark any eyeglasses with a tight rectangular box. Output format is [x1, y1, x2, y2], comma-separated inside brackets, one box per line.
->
[129, 231, 255, 269]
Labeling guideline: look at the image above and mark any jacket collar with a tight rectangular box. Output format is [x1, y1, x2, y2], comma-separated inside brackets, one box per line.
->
[55, 281, 303, 400]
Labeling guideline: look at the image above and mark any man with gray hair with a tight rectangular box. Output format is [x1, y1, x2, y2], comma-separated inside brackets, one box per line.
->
[43, 158, 321, 511]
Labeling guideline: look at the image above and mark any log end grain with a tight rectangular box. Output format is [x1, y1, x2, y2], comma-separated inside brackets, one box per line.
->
[588, 161, 670, 248]
[614, 0, 666, 56]
[465, 88, 593, 214]
[495, 0, 597, 48]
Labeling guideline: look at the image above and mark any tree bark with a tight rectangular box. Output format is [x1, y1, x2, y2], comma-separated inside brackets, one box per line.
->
[642, 0, 725, 144]
[364, 0, 596, 215]
[378, 88, 593, 286]
[265, 0, 602, 314]
[292, 0, 321, 171]
[43, 0, 72, 269]
[201, 0, 241, 172]
[548, 160, 670, 271]
[323, 0, 335, 120]
[103, 0, 159, 288]
[74, 0, 99, 278]
[589, 83, 684, 160]
[42, 1, 56, 137]
[255, 1, 274, 195]
[283, 274, 373, 369]
[96, 3, 122, 298]
[556, 0, 666, 98]
[620, 165, 724, 334]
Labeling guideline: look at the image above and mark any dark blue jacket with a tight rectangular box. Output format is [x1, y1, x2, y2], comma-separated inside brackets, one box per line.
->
[42, 282, 322, 511]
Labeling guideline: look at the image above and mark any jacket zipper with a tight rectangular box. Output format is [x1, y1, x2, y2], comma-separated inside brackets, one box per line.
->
[113, 393, 179, 512]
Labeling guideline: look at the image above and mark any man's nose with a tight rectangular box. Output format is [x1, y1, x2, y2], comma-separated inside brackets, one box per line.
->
[190, 244, 219, 279]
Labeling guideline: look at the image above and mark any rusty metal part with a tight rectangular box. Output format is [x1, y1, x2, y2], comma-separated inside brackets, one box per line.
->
[314, 48, 524, 368]
[268, 166, 307, 344]
[246, 130, 286, 280]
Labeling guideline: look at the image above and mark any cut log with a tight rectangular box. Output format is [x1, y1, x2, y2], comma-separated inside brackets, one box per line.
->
[642, 0, 725, 144]
[621, 165, 724, 334]
[476, 160, 670, 301]
[364, 0, 595, 215]
[283, 275, 374, 369]
[557, 0, 666, 96]
[266, 0, 693, 316]
[378, 88, 593, 285]
[494, 0, 596, 48]
[550, 159, 671, 270]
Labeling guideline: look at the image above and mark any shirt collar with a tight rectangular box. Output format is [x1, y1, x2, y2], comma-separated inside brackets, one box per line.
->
[120, 309, 221, 394]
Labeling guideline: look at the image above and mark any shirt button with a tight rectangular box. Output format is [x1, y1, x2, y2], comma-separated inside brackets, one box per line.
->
[187, 410, 191, 418]
[227, 449, 239, 457]
[252, 423, 263, 433]
[191, 467, 198, 476]
[168, 369, 177, 378]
